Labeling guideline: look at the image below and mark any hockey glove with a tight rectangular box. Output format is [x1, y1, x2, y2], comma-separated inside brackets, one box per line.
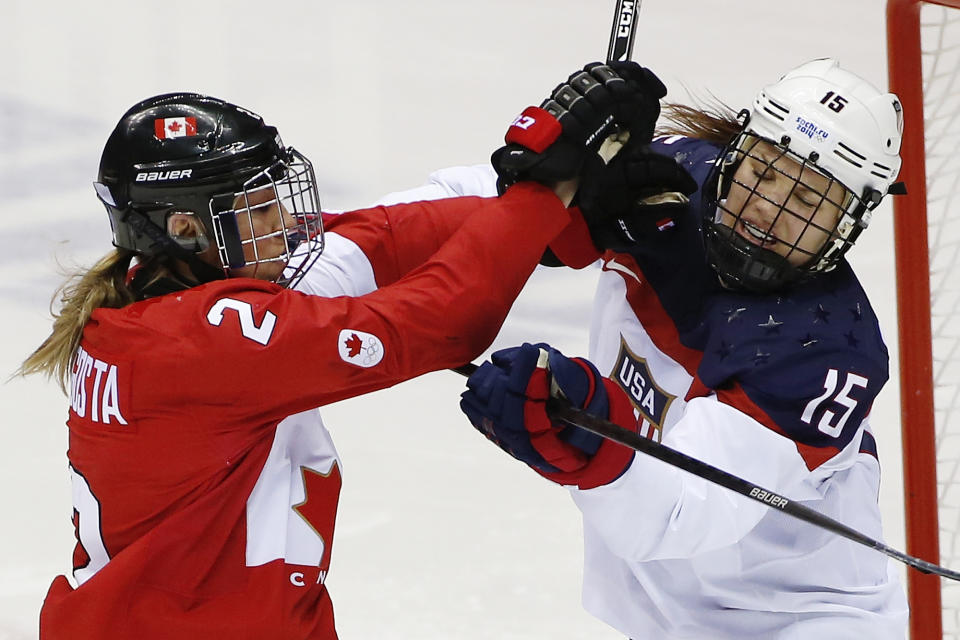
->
[460, 343, 638, 490]
[577, 139, 699, 252]
[539, 141, 698, 266]
[492, 62, 667, 193]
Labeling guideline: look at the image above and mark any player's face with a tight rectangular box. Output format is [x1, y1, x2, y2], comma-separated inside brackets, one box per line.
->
[721, 139, 848, 267]
[229, 184, 298, 281]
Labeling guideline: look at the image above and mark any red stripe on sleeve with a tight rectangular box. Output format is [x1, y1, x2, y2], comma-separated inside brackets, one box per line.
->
[714, 383, 841, 471]
[604, 251, 704, 375]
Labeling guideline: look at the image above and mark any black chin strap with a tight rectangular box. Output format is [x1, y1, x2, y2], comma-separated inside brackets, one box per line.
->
[123, 209, 226, 296]
[130, 267, 198, 300]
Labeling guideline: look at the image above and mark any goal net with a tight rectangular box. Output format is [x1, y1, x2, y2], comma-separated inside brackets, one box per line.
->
[887, 0, 960, 637]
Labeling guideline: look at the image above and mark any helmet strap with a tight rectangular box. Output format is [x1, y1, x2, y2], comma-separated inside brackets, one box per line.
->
[214, 210, 248, 269]
[122, 208, 225, 286]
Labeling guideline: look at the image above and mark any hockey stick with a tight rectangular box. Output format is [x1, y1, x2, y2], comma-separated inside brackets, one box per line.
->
[452, 362, 960, 581]
[596, 0, 643, 163]
[607, 0, 641, 63]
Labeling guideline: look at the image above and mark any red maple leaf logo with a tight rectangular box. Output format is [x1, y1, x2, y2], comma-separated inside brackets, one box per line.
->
[344, 333, 363, 357]
[292, 463, 342, 570]
[167, 120, 182, 133]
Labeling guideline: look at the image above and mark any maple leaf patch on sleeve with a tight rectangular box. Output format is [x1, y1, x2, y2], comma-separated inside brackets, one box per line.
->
[337, 329, 384, 368]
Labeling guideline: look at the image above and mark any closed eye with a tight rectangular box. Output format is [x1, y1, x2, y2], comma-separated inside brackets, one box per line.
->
[794, 194, 816, 208]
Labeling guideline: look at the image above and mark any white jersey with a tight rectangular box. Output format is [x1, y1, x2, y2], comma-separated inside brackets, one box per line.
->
[393, 161, 908, 639]
[372, 164, 499, 206]
[575, 265, 907, 639]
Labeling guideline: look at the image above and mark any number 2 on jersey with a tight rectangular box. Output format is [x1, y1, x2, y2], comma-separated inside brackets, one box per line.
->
[206, 297, 277, 345]
[801, 368, 869, 437]
[70, 465, 110, 585]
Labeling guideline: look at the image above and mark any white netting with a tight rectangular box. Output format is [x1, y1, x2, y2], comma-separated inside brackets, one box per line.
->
[922, 2, 960, 637]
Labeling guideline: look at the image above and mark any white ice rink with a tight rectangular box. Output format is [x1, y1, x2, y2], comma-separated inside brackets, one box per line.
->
[0, 1, 910, 638]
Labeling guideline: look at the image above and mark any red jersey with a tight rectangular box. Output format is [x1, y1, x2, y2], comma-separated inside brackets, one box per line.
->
[41, 184, 570, 639]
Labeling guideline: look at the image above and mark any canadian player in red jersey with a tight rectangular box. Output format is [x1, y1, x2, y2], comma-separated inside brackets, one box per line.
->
[18, 63, 689, 639]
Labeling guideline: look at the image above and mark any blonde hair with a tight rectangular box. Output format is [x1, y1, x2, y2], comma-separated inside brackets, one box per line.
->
[19, 250, 137, 393]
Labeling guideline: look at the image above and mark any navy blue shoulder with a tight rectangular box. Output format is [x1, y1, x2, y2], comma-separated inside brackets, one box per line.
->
[650, 136, 723, 194]
[694, 262, 889, 452]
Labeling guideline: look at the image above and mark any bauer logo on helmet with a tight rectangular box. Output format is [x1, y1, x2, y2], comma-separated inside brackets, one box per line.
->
[134, 169, 194, 182]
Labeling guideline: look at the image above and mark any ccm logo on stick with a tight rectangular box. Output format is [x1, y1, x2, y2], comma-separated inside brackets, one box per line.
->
[135, 169, 193, 182]
[617, 0, 636, 36]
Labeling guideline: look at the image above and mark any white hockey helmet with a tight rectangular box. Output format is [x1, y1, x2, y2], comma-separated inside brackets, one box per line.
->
[750, 57, 903, 205]
[703, 58, 905, 292]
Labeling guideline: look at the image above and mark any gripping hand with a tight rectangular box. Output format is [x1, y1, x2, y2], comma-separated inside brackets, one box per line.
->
[492, 62, 667, 193]
[459, 343, 637, 489]
[577, 139, 698, 252]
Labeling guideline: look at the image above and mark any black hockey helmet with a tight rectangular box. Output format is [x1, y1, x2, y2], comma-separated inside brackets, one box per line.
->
[95, 92, 323, 287]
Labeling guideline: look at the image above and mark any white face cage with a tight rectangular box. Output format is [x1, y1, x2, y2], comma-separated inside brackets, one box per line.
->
[210, 147, 323, 288]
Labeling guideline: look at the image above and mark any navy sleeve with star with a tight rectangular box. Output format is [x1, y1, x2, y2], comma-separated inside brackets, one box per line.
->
[693, 262, 888, 468]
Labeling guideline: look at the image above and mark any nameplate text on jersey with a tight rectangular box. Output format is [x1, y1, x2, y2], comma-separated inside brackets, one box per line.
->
[69, 345, 128, 425]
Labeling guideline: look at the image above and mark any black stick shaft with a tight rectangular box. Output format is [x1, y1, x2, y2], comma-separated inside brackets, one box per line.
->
[607, 0, 641, 63]
[452, 362, 960, 581]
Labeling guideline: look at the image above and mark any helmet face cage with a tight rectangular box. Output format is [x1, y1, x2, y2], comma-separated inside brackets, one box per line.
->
[700, 58, 903, 293]
[210, 147, 323, 288]
[94, 93, 325, 290]
[703, 129, 871, 293]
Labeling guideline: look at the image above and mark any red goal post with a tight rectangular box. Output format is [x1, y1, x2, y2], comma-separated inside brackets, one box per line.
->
[887, 0, 960, 637]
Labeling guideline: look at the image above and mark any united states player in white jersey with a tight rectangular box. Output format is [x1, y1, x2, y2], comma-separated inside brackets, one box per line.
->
[396, 59, 910, 638]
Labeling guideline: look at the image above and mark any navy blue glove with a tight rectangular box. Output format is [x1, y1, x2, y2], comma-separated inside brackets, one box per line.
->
[460, 343, 637, 489]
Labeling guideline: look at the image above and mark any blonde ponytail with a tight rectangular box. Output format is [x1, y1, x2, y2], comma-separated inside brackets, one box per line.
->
[19, 249, 137, 393]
